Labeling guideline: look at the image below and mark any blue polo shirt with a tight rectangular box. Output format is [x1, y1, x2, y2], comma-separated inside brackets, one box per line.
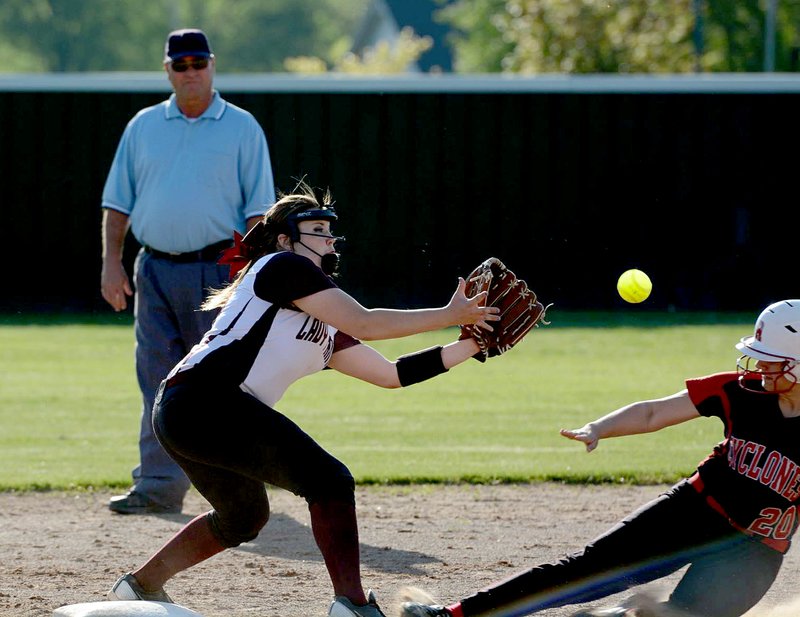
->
[102, 91, 275, 253]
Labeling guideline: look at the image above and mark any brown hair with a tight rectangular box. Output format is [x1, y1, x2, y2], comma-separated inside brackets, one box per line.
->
[201, 180, 333, 310]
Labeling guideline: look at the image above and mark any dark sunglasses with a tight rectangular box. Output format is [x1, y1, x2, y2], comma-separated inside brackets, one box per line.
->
[171, 57, 210, 72]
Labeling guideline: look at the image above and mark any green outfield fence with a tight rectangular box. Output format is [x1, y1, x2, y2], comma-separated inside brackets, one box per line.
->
[1, 73, 798, 313]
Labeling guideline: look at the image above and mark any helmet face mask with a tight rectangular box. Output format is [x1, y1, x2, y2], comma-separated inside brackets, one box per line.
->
[286, 207, 338, 242]
[736, 355, 798, 394]
[735, 300, 800, 393]
[285, 207, 344, 276]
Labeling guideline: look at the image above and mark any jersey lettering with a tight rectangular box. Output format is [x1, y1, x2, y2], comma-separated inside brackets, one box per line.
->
[749, 505, 798, 541]
[759, 451, 783, 486]
[295, 314, 334, 366]
[739, 441, 757, 474]
[770, 458, 798, 497]
[745, 444, 766, 479]
[783, 467, 800, 502]
[725, 436, 800, 502]
[776, 506, 797, 540]
[296, 315, 329, 346]
[750, 507, 781, 536]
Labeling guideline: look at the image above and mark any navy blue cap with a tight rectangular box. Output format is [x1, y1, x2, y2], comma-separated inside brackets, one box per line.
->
[164, 29, 213, 61]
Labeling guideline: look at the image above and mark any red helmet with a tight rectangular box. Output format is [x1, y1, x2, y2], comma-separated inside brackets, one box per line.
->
[736, 300, 800, 392]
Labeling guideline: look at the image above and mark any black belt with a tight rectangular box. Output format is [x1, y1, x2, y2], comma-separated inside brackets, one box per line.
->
[144, 239, 233, 263]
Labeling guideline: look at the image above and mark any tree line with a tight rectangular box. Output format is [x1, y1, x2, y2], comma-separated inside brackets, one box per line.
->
[439, 0, 800, 73]
[0, 0, 366, 72]
[1, 0, 798, 74]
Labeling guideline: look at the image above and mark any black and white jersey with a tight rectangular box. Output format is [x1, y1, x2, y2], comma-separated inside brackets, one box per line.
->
[168, 251, 359, 407]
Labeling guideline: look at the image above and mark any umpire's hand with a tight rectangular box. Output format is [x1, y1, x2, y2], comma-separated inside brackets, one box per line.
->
[101, 259, 133, 311]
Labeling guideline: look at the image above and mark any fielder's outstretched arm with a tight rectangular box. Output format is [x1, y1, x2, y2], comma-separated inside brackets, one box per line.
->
[560, 389, 700, 452]
[293, 279, 498, 341]
[328, 338, 481, 389]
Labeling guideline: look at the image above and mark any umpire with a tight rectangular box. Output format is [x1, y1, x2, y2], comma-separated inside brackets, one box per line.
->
[100, 28, 275, 514]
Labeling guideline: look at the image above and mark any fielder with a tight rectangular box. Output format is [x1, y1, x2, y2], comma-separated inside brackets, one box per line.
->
[106, 182, 535, 617]
[403, 300, 800, 617]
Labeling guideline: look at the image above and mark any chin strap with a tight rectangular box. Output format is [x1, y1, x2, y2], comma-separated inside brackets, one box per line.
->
[297, 239, 341, 276]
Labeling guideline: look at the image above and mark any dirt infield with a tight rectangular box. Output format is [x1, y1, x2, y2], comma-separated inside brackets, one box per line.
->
[2, 484, 798, 617]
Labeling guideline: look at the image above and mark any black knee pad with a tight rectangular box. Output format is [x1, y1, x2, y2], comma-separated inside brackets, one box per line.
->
[207, 503, 270, 548]
[304, 466, 356, 507]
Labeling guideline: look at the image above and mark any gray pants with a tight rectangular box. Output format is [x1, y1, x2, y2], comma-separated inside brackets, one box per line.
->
[131, 248, 229, 507]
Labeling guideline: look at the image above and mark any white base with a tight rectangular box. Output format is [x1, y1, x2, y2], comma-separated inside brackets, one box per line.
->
[53, 601, 203, 617]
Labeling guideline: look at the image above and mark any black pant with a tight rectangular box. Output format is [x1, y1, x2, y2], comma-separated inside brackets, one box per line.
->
[460, 482, 783, 617]
[152, 377, 355, 547]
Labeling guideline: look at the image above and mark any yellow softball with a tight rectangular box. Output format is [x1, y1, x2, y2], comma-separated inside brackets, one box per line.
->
[617, 269, 652, 304]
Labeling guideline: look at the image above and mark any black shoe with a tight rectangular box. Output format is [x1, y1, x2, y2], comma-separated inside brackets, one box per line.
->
[108, 491, 181, 514]
[400, 603, 451, 617]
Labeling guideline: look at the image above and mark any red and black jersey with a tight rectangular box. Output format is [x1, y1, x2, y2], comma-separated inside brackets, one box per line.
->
[687, 371, 800, 553]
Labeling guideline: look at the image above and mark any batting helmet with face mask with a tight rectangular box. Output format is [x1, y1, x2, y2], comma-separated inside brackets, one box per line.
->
[736, 299, 800, 392]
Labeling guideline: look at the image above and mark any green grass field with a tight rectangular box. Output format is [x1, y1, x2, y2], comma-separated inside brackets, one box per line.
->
[0, 311, 753, 490]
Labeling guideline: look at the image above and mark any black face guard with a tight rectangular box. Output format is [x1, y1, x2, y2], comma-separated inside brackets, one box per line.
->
[286, 208, 338, 242]
[295, 240, 342, 276]
[287, 208, 345, 276]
